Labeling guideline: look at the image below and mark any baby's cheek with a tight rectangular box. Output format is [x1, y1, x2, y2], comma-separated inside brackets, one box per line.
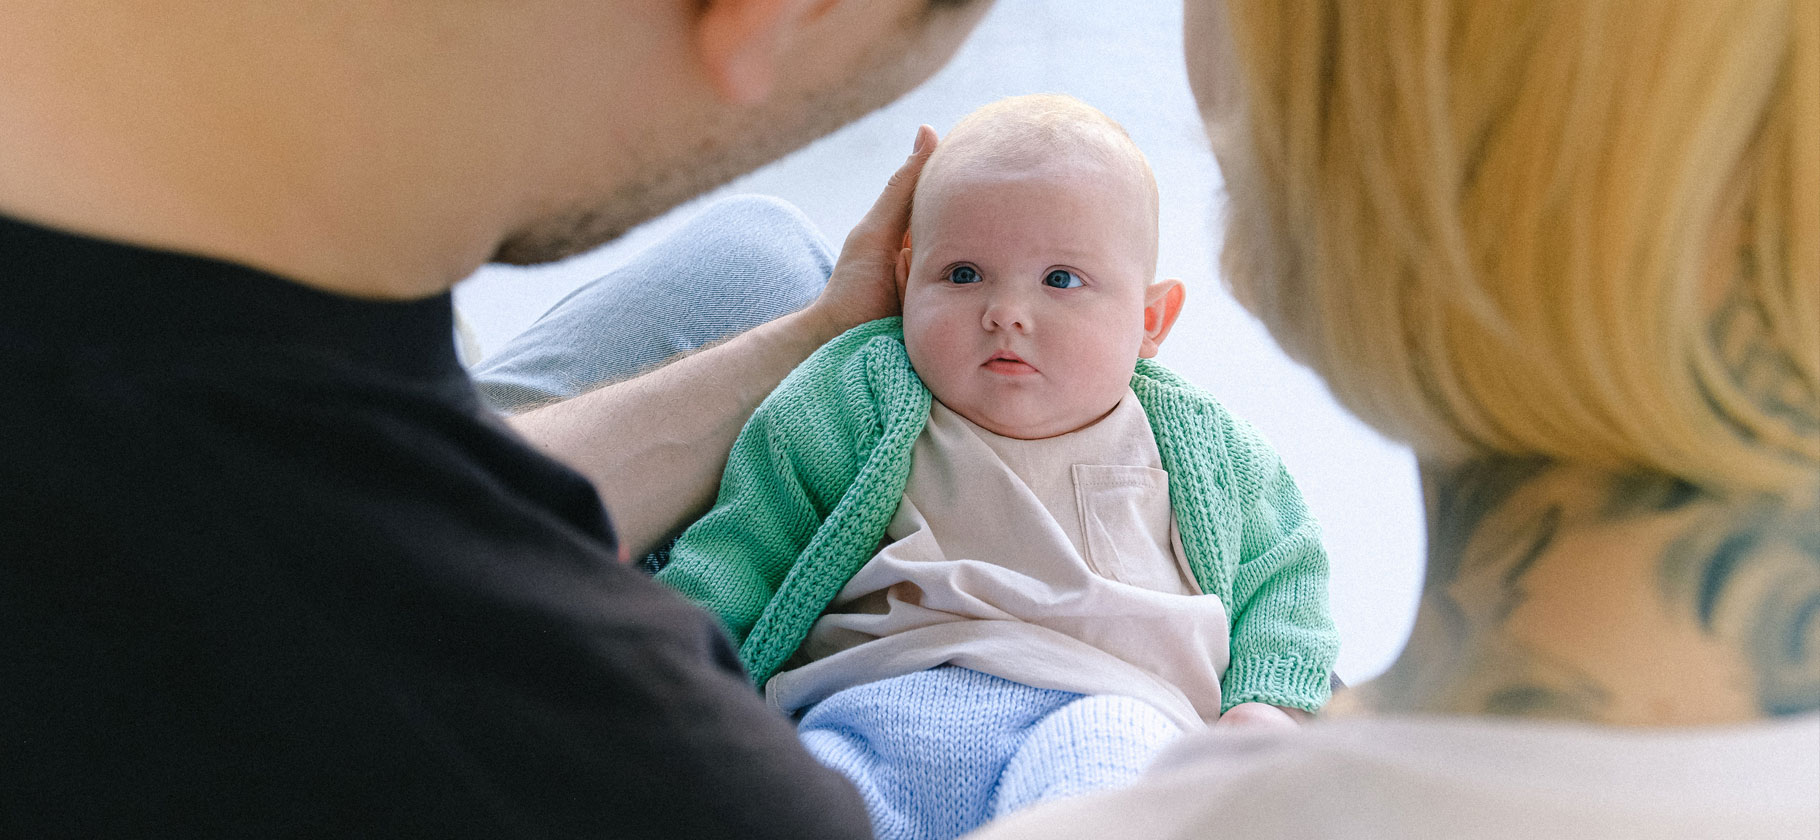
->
[900, 314, 939, 366]
[903, 331, 963, 402]
[1086, 342, 1140, 390]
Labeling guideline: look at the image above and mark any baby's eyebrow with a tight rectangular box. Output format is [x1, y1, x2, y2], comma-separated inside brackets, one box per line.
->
[1048, 248, 1112, 264]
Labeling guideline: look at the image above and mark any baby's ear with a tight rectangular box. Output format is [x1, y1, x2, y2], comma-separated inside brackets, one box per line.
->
[1138, 278, 1186, 359]
[895, 244, 912, 302]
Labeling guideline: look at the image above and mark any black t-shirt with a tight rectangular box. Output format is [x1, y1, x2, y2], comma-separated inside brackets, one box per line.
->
[0, 214, 871, 838]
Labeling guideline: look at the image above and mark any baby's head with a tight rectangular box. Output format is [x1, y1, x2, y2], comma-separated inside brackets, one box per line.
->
[898, 94, 1184, 440]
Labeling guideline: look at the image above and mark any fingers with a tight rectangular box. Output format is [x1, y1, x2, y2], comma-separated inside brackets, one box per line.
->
[858, 124, 938, 233]
[891, 124, 938, 188]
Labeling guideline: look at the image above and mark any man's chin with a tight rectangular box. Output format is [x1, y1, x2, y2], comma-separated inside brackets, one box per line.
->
[490, 216, 629, 266]
[489, 182, 662, 266]
[489, 18, 951, 268]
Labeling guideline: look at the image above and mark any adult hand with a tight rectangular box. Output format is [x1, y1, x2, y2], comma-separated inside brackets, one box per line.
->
[801, 124, 938, 341]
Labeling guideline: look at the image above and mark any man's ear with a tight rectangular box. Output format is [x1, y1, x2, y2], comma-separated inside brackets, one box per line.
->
[1138, 278, 1186, 359]
[695, 0, 836, 105]
[895, 243, 913, 301]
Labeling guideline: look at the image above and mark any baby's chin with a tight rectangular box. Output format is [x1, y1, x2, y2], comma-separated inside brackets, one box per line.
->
[945, 400, 1123, 441]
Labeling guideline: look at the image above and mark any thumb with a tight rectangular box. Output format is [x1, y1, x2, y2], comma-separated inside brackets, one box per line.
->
[860, 124, 938, 233]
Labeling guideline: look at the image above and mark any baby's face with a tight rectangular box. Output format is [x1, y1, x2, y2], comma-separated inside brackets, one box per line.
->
[900, 161, 1161, 439]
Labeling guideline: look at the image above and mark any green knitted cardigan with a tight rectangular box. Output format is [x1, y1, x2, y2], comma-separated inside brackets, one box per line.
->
[657, 318, 1338, 713]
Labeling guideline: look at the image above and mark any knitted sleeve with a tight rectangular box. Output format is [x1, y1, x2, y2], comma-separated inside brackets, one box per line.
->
[655, 320, 902, 647]
[1218, 416, 1340, 714]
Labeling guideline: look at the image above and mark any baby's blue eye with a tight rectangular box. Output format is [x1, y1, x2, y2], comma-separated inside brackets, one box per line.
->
[1043, 269, 1083, 289]
[948, 266, 981, 284]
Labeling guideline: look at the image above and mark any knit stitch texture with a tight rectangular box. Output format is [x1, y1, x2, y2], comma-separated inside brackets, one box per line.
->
[657, 318, 1338, 712]
[797, 667, 1182, 840]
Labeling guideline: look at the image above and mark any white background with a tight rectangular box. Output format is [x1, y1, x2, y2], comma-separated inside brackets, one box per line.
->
[454, 0, 1425, 683]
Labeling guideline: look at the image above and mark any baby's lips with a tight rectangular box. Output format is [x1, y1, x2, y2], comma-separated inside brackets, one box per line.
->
[982, 354, 1039, 375]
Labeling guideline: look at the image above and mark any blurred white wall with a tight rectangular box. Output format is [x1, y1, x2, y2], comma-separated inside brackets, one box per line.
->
[453, 0, 1424, 683]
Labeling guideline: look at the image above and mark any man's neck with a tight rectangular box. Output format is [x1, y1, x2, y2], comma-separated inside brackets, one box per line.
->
[1335, 456, 1818, 726]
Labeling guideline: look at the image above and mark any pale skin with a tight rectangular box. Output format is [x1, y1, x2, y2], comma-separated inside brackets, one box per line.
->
[1188, 0, 1817, 727]
[897, 160, 1183, 441]
[0, 0, 994, 559]
[899, 151, 1305, 728]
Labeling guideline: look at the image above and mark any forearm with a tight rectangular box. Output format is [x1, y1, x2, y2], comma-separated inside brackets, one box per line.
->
[1225, 588, 1339, 712]
[507, 306, 845, 557]
[1223, 441, 1339, 710]
[507, 126, 935, 560]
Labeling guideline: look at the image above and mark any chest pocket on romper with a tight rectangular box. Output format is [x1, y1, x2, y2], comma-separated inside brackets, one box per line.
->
[1071, 464, 1199, 595]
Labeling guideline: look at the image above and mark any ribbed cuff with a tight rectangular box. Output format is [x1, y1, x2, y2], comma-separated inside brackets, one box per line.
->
[1223, 654, 1333, 713]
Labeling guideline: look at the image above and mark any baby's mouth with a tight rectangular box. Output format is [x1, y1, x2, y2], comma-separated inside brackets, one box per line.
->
[983, 351, 1037, 374]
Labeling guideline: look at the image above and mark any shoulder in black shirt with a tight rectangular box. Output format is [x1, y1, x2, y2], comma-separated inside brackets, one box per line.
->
[0, 213, 870, 839]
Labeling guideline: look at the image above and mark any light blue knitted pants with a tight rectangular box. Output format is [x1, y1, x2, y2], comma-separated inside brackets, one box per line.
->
[798, 667, 1183, 840]
[468, 194, 836, 413]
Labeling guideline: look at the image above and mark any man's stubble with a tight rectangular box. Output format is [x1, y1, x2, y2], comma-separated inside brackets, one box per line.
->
[490, 3, 988, 266]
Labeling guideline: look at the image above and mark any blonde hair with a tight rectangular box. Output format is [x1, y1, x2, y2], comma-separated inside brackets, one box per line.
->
[914, 93, 1160, 266]
[1208, 0, 1819, 493]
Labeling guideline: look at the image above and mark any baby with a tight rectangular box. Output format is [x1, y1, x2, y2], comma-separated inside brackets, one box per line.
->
[659, 95, 1337, 840]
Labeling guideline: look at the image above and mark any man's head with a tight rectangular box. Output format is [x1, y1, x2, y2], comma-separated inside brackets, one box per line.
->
[494, 0, 999, 267]
[0, 0, 994, 298]
[895, 94, 1185, 440]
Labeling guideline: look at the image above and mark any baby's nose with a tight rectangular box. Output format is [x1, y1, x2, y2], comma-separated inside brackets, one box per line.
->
[981, 291, 1032, 332]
